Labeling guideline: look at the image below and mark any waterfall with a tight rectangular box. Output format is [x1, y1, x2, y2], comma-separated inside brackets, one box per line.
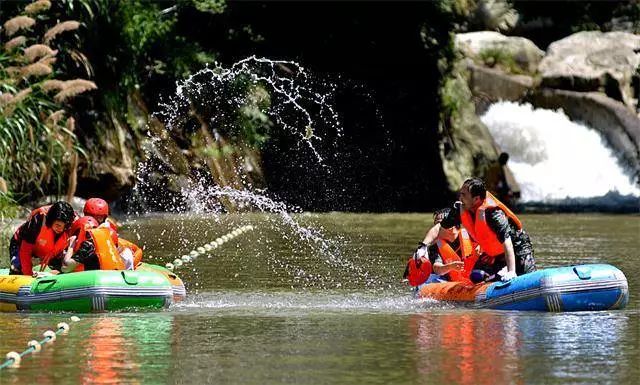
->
[481, 102, 639, 202]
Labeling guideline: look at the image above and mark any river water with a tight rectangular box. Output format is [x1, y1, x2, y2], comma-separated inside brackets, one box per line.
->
[0, 213, 638, 384]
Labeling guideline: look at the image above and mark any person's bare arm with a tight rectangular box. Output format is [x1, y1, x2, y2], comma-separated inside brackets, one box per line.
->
[61, 243, 78, 273]
[421, 223, 441, 246]
[503, 237, 516, 274]
[432, 261, 465, 275]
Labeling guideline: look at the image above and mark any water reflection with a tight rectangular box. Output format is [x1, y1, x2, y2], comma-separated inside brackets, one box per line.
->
[409, 311, 524, 385]
[408, 311, 635, 385]
[80, 317, 137, 384]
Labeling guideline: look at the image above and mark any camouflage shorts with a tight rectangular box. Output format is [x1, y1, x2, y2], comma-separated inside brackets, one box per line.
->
[513, 229, 536, 275]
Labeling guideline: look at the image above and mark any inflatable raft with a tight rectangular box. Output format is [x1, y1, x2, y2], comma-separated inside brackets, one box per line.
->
[0, 264, 185, 312]
[417, 264, 628, 312]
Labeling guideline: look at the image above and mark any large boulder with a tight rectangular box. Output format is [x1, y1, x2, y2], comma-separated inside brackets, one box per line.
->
[438, 59, 502, 192]
[538, 31, 640, 111]
[466, 60, 536, 114]
[455, 31, 545, 73]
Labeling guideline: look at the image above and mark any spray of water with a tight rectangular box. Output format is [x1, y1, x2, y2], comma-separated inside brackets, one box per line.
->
[181, 184, 383, 289]
[481, 102, 640, 201]
[157, 56, 341, 164]
[128, 57, 388, 292]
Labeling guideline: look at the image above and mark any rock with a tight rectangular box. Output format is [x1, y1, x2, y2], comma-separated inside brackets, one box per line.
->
[538, 31, 640, 110]
[472, 0, 520, 32]
[0, 177, 7, 193]
[77, 164, 135, 202]
[529, 88, 640, 181]
[455, 31, 545, 73]
[438, 59, 502, 192]
[34, 196, 87, 213]
[467, 60, 536, 114]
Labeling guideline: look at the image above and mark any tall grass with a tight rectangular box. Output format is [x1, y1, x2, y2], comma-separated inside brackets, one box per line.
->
[0, 1, 94, 208]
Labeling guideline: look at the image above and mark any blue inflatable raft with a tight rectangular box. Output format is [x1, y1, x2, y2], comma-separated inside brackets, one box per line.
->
[417, 264, 629, 312]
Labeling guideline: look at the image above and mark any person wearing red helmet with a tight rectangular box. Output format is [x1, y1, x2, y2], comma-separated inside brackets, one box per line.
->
[61, 223, 127, 272]
[83, 198, 110, 224]
[83, 197, 120, 233]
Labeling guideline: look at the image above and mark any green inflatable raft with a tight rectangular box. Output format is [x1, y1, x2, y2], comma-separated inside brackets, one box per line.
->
[0, 264, 184, 312]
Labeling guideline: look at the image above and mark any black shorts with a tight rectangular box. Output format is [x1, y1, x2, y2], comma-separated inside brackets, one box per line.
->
[8, 237, 22, 275]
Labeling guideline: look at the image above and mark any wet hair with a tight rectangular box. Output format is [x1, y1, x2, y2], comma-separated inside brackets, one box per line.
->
[433, 208, 451, 225]
[45, 201, 74, 227]
[498, 152, 509, 165]
[462, 177, 487, 200]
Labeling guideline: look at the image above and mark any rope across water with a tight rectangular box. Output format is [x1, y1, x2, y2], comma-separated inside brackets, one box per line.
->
[165, 225, 254, 271]
[0, 316, 81, 370]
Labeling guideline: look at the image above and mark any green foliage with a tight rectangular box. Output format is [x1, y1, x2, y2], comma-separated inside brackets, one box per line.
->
[440, 74, 465, 124]
[190, 0, 227, 14]
[0, 192, 22, 220]
[234, 84, 272, 148]
[478, 47, 526, 75]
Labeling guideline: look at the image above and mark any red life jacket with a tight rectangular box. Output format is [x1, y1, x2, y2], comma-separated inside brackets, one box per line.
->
[71, 231, 90, 272]
[87, 228, 125, 270]
[405, 258, 433, 287]
[25, 206, 68, 272]
[436, 228, 478, 284]
[460, 191, 522, 264]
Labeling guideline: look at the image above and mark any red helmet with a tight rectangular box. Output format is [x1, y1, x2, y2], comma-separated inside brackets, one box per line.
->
[84, 198, 109, 218]
[70, 216, 99, 237]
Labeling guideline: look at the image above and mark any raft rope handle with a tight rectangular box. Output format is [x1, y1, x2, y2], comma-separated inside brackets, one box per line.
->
[165, 225, 254, 271]
[0, 316, 81, 370]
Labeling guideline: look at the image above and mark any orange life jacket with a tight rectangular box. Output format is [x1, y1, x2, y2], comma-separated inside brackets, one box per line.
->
[405, 258, 433, 287]
[460, 191, 522, 262]
[118, 238, 143, 267]
[87, 228, 125, 270]
[436, 228, 478, 283]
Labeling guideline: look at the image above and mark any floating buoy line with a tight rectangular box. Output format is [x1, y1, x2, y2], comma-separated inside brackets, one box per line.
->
[165, 225, 254, 271]
[0, 316, 81, 370]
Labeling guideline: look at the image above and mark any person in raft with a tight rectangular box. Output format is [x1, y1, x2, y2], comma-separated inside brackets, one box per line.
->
[83, 197, 118, 231]
[61, 216, 134, 272]
[419, 177, 536, 283]
[8, 201, 75, 276]
[84, 197, 143, 267]
[403, 208, 478, 288]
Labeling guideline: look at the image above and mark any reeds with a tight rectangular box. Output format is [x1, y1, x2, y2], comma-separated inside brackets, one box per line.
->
[44, 21, 80, 44]
[1, 5, 93, 203]
[53, 79, 97, 102]
[3, 16, 35, 37]
[23, 44, 57, 62]
[4, 36, 27, 51]
[24, 0, 51, 15]
[41, 79, 65, 92]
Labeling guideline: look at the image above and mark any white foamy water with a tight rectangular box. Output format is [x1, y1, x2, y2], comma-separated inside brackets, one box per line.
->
[481, 102, 640, 201]
[174, 291, 447, 315]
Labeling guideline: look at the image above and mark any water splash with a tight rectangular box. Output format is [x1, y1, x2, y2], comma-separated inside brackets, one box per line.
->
[126, 57, 387, 291]
[481, 102, 640, 201]
[157, 56, 341, 163]
[174, 291, 447, 315]
[180, 184, 382, 289]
